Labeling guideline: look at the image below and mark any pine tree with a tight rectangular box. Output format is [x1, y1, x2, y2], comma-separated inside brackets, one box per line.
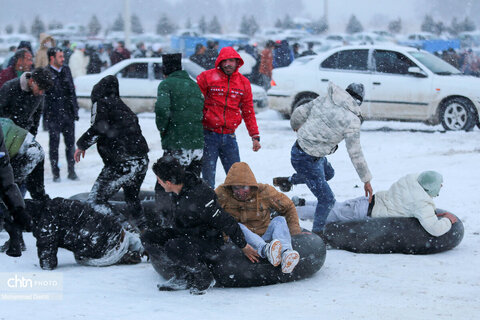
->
[19, 22, 27, 34]
[239, 15, 249, 35]
[112, 14, 124, 32]
[345, 15, 363, 34]
[208, 16, 221, 34]
[199, 16, 207, 34]
[5, 25, 14, 34]
[131, 14, 144, 34]
[31, 16, 46, 38]
[388, 18, 402, 34]
[420, 15, 436, 33]
[156, 14, 176, 35]
[274, 18, 283, 29]
[462, 17, 476, 32]
[48, 20, 63, 30]
[185, 18, 192, 29]
[88, 15, 102, 36]
[283, 14, 294, 29]
[311, 17, 328, 34]
[248, 16, 259, 36]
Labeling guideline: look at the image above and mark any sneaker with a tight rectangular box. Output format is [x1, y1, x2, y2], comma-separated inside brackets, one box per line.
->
[273, 177, 293, 192]
[68, 172, 79, 181]
[157, 277, 189, 291]
[281, 249, 300, 274]
[263, 239, 282, 267]
[189, 279, 216, 295]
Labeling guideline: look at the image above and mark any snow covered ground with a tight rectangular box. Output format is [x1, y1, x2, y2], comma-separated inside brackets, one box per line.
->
[1, 109, 479, 319]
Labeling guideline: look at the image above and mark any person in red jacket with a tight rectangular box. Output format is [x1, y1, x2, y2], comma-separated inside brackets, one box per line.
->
[196, 47, 261, 188]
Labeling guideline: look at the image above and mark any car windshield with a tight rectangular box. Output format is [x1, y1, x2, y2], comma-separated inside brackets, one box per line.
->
[408, 51, 462, 75]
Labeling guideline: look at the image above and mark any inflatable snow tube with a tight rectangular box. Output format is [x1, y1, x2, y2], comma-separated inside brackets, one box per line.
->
[70, 191, 327, 287]
[323, 209, 464, 254]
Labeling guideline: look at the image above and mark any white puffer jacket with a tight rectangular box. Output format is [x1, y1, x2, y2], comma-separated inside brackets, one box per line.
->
[372, 173, 452, 236]
[290, 81, 371, 183]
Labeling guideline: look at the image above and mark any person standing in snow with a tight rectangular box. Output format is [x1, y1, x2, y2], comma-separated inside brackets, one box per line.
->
[74, 75, 149, 230]
[189, 43, 207, 69]
[44, 47, 79, 182]
[196, 46, 261, 188]
[273, 82, 373, 235]
[34, 33, 55, 68]
[325, 171, 457, 237]
[110, 41, 131, 66]
[153, 53, 204, 229]
[142, 156, 256, 295]
[69, 43, 89, 78]
[0, 49, 33, 89]
[27, 197, 144, 270]
[215, 162, 301, 273]
[258, 40, 275, 90]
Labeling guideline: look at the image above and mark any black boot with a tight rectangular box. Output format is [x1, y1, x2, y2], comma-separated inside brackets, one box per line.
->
[3, 221, 23, 257]
[273, 177, 293, 192]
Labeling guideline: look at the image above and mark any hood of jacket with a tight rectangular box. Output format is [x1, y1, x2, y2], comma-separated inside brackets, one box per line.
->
[328, 81, 362, 117]
[223, 162, 258, 188]
[19, 72, 31, 92]
[39, 33, 55, 47]
[91, 75, 120, 103]
[214, 47, 244, 71]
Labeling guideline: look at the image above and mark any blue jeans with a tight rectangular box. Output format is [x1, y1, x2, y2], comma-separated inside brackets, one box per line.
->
[290, 142, 335, 232]
[239, 216, 293, 257]
[202, 130, 240, 188]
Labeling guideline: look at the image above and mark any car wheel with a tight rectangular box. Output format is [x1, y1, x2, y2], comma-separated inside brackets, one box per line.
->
[440, 98, 476, 131]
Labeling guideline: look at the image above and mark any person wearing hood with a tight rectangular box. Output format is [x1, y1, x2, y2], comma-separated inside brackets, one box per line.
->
[35, 33, 56, 68]
[216, 162, 301, 273]
[273, 82, 373, 235]
[0, 49, 33, 89]
[325, 171, 457, 237]
[26, 197, 144, 270]
[74, 75, 149, 230]
[196, 47, 261, 188]
[69, 43, 90, 78]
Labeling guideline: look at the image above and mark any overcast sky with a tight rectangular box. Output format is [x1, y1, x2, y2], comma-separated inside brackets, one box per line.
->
[0, 0, 478, 34]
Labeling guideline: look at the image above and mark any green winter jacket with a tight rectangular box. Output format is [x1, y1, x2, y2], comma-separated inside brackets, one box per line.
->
[0, 118, 27, 158]
[155, 70, 204, 150]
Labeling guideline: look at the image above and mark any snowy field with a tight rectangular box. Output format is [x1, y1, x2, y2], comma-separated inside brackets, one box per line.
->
[1, 108, 480, 319]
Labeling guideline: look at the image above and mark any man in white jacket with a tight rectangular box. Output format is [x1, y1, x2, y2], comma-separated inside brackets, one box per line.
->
[326, 171, 457, 237]
[273, 82, 373, 234]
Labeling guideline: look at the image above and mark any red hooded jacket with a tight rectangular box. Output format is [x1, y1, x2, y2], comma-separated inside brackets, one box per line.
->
[196, 47, 259, 137]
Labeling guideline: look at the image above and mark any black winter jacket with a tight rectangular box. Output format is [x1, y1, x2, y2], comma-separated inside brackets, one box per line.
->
[166, 173, 247, 250]
[44, 65, 78, 126]
[28, 198, 124, 261]
[0, 74, 44, 135]
[76, 75, 149, 165]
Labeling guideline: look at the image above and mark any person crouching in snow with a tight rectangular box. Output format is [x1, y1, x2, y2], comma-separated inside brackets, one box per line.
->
[216, 162, 302, 273]
[74, 75, 149, 231]
[26, 197, 144, 270]
[325, 171, 457, 237]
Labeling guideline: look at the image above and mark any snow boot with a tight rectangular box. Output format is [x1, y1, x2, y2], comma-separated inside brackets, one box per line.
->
[291, 196, 306, 206]
[3, 221, 23, 257]
[188, 268, 216, 295]
[273, 177, 293, 192]
[263, 239, 282, 267]
[281, 249, 300, 274]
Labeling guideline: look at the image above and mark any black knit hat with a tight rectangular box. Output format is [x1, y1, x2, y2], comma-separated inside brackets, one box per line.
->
[162, 53, 182, 76]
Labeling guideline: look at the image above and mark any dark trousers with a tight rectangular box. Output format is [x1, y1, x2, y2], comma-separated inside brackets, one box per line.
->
[48, 120, 76, 175]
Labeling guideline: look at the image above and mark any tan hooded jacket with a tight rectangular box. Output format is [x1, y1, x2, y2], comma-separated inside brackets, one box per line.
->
[35, 33, 56, 68]
[215, 162, 302, 236]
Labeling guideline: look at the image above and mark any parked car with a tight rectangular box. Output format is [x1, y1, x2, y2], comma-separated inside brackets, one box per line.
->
[268, 44, 480, 131]
[75, 58, 268, 113]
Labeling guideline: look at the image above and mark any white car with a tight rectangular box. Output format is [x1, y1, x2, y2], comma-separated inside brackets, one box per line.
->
[268, 45, 480, 131]
[75, 58, 268, 113]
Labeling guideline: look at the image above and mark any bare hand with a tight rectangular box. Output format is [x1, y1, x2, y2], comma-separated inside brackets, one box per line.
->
[252, 140, 261, 152]
[74, 148, 85, 163]
[437, 212, 458, 224]
[364, 181, 373, 203]
[241, 244, 260, 263]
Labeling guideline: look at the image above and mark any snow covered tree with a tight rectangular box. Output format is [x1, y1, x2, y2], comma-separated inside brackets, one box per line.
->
[185, 18, 192, 29]
[310, 17, 328, 34]
[112, 14, 124, 32]
[131, 14, 144, 34]
[31, 16, 46, 38]
[283, 14, 294, 29]
[198, 16, 207, 34]
[156, 14, 176, 35]
[239, 15, 249, 35]
[248, 16, 260, 36]
[462, 17, 476, 32]
[346, 15, 363, 34]
[421, 15, 436, 33]
[19, 22, 27, 34]
[88, 15, 102, 36]
[48, 20, 63, 30]
[5, 24, 14, 34]
[240, 15, 259, 36]
[208, 16, 222, 34]
[388, 18, 402, 34]
[274, 18, 283, 29]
